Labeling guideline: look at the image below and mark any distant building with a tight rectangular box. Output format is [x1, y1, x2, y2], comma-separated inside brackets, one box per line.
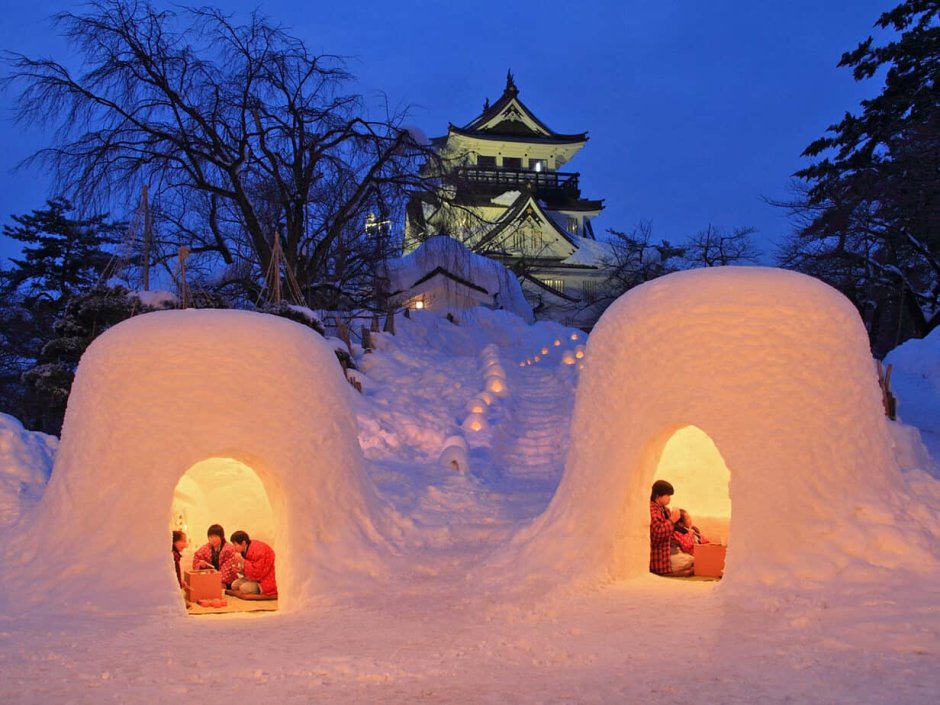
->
[406, 71, 611, 328]
[385, 235, 533, 323]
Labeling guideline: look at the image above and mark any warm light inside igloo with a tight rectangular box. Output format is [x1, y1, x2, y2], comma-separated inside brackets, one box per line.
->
[651, 426, 732, 543]
[171, 458, 276, 547]
[170, 457, 280, 613]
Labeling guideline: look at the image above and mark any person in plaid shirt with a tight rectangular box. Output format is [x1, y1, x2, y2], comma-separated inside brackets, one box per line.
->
[192, 524, 239, 588]
[650, 480, 688, 576]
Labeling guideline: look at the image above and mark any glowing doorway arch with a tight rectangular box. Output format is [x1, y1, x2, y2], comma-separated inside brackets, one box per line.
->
[171, 457, 276, 548]
[652, 425, 732, 543]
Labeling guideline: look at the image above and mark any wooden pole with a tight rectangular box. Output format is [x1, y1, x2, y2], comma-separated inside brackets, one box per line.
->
[141, 185, 152, 291]
[270, 235, 283, 305]
[177, 246, 190, 309]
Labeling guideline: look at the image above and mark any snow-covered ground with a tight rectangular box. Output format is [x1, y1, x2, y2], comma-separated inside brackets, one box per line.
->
[0, 306, 938, 704]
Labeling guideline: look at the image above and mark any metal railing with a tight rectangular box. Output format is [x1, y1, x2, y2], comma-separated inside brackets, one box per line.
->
[451, 167, 580, 192]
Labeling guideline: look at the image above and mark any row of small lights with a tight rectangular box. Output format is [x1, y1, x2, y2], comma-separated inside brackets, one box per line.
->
[438, 343, 509, 472]
[518, 331, 586, 369]
[462, 343, 508, 434]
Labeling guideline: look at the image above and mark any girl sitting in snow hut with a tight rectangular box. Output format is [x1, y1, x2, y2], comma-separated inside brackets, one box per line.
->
[672, 509, 710, 557]
[192, 524, 239, 588]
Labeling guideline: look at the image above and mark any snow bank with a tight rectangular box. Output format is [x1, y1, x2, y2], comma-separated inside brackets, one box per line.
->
[885, 327, 940, 467]
[387, 235, 534, 322]
[496, 267, 939, 592]
[2, 309, 394, 615]
[134, 289, 178, 309]
[0, 414, 56, 527]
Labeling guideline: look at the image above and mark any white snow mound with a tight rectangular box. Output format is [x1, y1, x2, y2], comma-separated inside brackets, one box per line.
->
[2, 309, 394, 615]
[387, 235, 534, 322]
[885, 327, 940, 468]
[494, 266, 940, 592]
[0, 414, 57, 527]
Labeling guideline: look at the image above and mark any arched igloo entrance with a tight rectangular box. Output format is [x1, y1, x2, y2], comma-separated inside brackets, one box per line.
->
[5, 310, 390, 616]
[172, 457, 279, 613]
[499, 267, 934, 591]
[172, 458, 276, 548]
[651, 425, 732, 547]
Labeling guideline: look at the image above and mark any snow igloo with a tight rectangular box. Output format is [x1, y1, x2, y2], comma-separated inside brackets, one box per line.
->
[3, 310, 389, 615]
[504, 267, 937, 590]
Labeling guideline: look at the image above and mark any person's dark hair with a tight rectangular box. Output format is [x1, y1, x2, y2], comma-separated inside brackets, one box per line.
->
[207, 524, 226, 541]
[650, 480, 675, 501]
[230, 530, 250, 545]
[172, 530, 185, 549]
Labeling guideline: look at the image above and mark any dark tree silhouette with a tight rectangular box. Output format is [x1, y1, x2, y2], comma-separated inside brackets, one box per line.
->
[4, 1, 431, 306]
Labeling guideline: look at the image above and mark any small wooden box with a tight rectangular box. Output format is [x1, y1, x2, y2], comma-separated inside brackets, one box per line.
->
[183, 569, 222, 601]
[693, 543, 727, 578]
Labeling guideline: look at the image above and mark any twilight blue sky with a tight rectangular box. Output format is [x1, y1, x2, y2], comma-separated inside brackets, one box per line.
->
[0, 1, 897, 264]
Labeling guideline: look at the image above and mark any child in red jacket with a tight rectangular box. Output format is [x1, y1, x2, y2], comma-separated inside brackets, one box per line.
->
[229, 530, 278, 597]
[673, 509, 710, 556]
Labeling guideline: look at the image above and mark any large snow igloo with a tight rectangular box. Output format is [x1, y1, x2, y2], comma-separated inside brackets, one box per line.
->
[505, 267, 936, 589]
[5, 310, 388, 614]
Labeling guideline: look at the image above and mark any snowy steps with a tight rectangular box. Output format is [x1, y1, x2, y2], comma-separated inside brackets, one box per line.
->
[495, 364, 574, 481]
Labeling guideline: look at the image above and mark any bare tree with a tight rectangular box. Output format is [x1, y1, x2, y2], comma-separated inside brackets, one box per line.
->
[684, 224, 760, 267]
[4, 0, 430, 304]
[595, 221, 684, 303]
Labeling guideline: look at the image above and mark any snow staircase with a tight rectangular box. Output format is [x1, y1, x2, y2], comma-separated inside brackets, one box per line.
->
[498, 366, 572, 482]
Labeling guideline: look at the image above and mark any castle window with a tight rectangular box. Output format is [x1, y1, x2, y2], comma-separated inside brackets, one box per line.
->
[567, 217, 579, 234]
[541, 278, 565, 293]
[583, 280, 599, 303]
[502, 157, 522, 170]
[477, 155, 496, 168]
[529, 159, 545, 172]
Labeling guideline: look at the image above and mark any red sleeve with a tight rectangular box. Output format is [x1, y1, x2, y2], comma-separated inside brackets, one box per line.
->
[674, 530, 695, 554]
[218, 546, 240, 586]
[244, 544, 274, 582]
[192, 544, 210, 570]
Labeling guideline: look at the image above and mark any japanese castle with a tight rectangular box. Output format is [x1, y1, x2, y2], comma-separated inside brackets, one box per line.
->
[404, 71, 610, 327]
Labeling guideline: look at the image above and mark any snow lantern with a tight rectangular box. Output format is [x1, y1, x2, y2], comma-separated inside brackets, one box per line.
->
[553, 339, 562, 347]
[462, 413, 489, 433]
[465, 398, 488, 415]
[497, 267, 935, 590]
[574, 345, 585, 359]
[439, 436, 470, 472]
[562, 350, 577, 365]
[485, 377, 508, 396]
[5, 310, 391, 616]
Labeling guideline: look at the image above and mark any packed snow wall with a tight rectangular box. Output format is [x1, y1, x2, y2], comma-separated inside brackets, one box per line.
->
[2, 310, 391, 615]
[502, 267, 938, 590]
